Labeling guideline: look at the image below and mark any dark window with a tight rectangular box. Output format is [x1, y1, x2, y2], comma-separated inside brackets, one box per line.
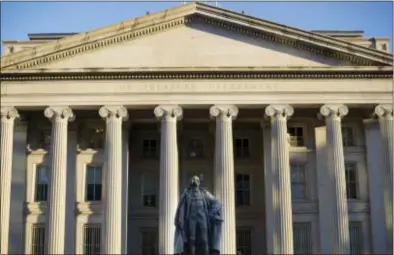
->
[291, 164, 306, 200]
[141, 228, 158, 255]
[31, 223, 45, 255]
[349, 221, 363, 254]
[235, 174, 250, 206]
[293, 222, 312, 254]
[382, 44, 387, 51]
[143, 139, 158, 158]
[38, 129, 51, 150]
[35, 165, 49, 202]
[341, 126, 355, 146]
[83, 224, 101, 255]
[234, 138, 250, 158]
[236, 227, 251, 255]
[88, 128, 105, 149]
[142, 173, 156, 207]
[345, 163, 358, 199]
[85, 166, 102, 201]
[188, 138, 204, 158]
[288, 127, 304, 147]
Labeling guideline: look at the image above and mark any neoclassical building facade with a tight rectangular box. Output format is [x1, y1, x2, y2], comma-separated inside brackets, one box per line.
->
[0, 2, 393, 255]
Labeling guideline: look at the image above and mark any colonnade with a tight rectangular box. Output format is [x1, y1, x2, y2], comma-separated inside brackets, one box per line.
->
[0, 104, 392, 254]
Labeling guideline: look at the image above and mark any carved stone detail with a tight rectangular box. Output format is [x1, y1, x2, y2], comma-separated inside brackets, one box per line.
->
[209, 105, 238, 120]
[154, 105, 183, 120]
[375, 104, 393, 119]
[0, 107, 19, 121]
[99, 106, 128, 121]
[319, 104, 349, 120]
[44, 106, 75, 122]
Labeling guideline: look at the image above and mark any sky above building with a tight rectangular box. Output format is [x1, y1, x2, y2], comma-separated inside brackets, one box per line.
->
[1, 1, 393, 56]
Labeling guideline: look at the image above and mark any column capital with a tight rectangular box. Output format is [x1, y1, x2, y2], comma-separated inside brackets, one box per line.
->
[209, 105, 238, 120]
[319, 104, 348, 120]
[1, 107, 19, 121]
[264, 105, 293, 120]
[154, 105, 183, 120]
[99, 105, 128, 121]
[44, 106, 75, 122]
[375, 104, 393, 120]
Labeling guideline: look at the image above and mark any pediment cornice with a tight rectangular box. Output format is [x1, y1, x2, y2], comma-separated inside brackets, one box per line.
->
[1, 2, 392, 70]
[1, 66, 392, 81]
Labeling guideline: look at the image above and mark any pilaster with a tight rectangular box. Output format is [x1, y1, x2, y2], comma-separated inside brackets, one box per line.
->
[154, 105, 183, 255]
[209, 104, 238, 255]
[44, 106, 74, 254]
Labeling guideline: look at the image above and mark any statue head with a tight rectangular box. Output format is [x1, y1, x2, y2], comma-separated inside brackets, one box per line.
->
[189, 175, 200, 188]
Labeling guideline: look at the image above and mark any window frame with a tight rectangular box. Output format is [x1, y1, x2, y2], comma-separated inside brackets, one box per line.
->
[34, 164, 50, 202]
[236, 226, 252, 255]
[287, 124, 306, 148]
[30, 223, 45, 255]
[140, 227, 158, 255]
[187, 137, 204, 159]
[349, 221, 364, 255]
[234, 137, 250, 158]
[235, 173, 251, 207]
[142, 138, 159, 159]
[293, 222, 312, 255]
[345, 162, 359, 200]
[84, 165, 103, 202]
[141, 172, 157, 208]
[82, 223, 101, 255]
[290, 163, 307, 201]
[341, 125, 356, 147]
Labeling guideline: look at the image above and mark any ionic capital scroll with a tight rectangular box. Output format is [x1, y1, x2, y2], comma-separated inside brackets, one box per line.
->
[1, 107, 19, 122]
[99, 106, 128, 121]
[375, 104, 393, 120]
[154, 105, 183, 120]
[264, 105, 294, 120]
[44, 106, 75, 122]
[319, 104, 348, 120]
[209, 105, 238, 120]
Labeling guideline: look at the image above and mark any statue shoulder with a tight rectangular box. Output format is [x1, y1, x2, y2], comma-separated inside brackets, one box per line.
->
[202, 189, 215, 200]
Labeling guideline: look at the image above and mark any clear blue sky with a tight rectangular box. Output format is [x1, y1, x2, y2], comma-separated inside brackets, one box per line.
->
[1, 1, 393, 56]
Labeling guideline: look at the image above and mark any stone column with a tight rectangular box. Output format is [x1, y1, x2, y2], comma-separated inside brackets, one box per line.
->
[319, 104, 350, 254]
[363, 119, 387, 254]
[209, 105, 238, 254]
[374, 104, 393, 253]
[99, 106, 128, 254]
[0, 107, 19, 255]
[154, 105, 183, 254]
[44, 106, 74, 254]
[264, 105, 294, 254]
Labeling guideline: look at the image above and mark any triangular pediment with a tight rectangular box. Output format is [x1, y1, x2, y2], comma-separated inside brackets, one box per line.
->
[1, 2, 392, 70]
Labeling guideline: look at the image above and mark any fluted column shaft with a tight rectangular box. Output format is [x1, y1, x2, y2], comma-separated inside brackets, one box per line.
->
[99, 106, 128, 254]
[210, 105, 238, 254]
[265, 105, 294, 254]
[375, 104, 393, 253]
[154, 105, 182, 254]
[44, 107, 74, 254]
[320, 104, 350, 254]
[0, 107, 19, 255]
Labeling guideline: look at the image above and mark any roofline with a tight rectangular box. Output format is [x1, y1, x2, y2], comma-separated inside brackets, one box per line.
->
[1, 2, 392, 69]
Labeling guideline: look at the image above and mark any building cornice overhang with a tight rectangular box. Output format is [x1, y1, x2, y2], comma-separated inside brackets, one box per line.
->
[1, 66, 392, 81]
[1, 2, 392, 70]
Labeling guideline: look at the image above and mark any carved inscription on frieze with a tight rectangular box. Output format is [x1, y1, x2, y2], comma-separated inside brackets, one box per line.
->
[117, 83, 275, 93]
